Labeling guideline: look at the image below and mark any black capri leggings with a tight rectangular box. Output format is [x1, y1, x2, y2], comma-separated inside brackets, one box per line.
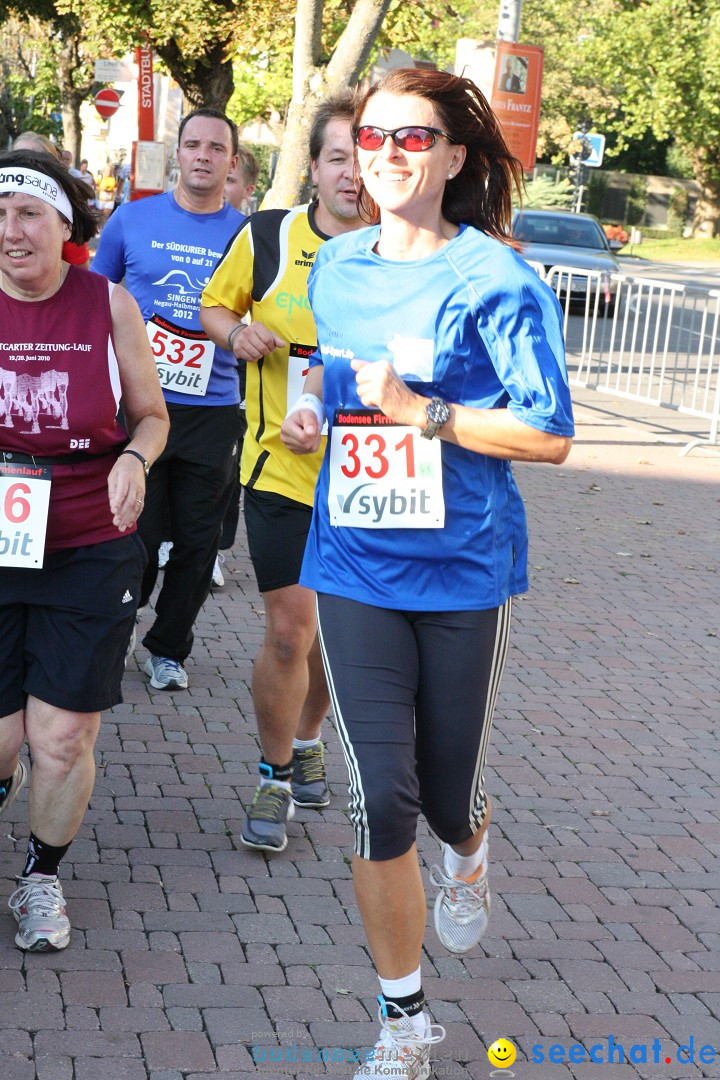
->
[316, 593, 512, 861]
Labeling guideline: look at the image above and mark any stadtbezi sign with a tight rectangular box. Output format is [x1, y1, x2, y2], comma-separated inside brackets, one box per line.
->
[490, 41, 544, 173]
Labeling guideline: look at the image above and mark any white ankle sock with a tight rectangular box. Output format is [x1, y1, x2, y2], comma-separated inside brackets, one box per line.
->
[444, 833, 488, 879]
[292, 737, 320, 751]
[379, 968, 426, 1034]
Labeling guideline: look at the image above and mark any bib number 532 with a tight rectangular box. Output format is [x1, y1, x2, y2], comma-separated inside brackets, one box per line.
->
[146, 315, 215, 397]
[328, 410, 444, 529]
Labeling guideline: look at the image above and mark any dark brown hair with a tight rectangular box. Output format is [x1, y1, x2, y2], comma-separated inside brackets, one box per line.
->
[0, 149, 97, 244]
[309, 89, 357, 164]
[354, 68, 523, 241]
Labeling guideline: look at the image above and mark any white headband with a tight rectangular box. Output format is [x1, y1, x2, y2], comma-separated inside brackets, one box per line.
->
[0, 168, 74, 224]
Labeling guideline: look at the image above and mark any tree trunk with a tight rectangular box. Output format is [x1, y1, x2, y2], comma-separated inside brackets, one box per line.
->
[54, 39, 85, 162]
[692, 189, 720, 237]
[60, 97, 82, 162]
[265, 0, 392, 209]
[689, 149, 720, 237]
[154, 39, 235, 111]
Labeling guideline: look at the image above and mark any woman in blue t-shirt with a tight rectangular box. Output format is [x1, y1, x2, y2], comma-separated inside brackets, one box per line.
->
[281, 68, 574, 1078]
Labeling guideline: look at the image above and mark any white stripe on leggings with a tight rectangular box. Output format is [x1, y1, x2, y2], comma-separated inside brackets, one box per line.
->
[315, 597, 372, 859]
[469, 597, 513, 831]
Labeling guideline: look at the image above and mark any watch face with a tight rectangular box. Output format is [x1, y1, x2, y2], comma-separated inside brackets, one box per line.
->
[426, 398, 450, 424]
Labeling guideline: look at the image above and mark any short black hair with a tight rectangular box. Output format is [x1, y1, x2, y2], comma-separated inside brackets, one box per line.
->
[178, 108, 239, 156]
[0, 149, 97, 244]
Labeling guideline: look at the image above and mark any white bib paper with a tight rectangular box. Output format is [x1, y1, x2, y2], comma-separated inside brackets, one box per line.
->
[147, 316, 215, 397]
[0, 463, 51, 568]
[328, 410, 444, 529]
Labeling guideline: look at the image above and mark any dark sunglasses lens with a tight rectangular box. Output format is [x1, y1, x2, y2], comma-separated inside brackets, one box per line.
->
[396, 128, 436, 151]
[356, 127, 385, 150]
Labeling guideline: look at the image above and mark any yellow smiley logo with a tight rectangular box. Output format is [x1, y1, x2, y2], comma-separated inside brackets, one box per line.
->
[488, 1038, 517, 1068]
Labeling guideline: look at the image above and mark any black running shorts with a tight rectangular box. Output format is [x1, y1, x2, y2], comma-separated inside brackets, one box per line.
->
[0, 533, 147, 716]
[243, 486, 313, 593]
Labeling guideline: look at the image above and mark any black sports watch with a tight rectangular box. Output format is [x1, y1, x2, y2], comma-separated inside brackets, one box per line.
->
[420, 397, 450, 440]
[120, 448, 150, 477]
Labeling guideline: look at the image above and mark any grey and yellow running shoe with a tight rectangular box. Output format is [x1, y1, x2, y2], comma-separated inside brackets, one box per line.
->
[241, 782, 295, 851]
[291, 743, 330, 808]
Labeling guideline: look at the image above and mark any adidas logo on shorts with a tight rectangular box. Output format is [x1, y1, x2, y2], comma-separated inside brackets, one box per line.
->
[121, 590, 133, 604]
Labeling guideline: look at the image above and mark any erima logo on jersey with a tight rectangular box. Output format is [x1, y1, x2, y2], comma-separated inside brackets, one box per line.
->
[336, 484, 433, 524]
[294, 248, 316, 268]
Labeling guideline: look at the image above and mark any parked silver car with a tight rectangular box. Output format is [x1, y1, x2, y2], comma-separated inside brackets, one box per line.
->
[512, 208, 622, 310]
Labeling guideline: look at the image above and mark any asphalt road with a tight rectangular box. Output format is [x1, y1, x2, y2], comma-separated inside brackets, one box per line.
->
[617, 256, 720, 292]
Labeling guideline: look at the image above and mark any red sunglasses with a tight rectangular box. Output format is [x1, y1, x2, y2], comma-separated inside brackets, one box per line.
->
[353, 125, 454, 152]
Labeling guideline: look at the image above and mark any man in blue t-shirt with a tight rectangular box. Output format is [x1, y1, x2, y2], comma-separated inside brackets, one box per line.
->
[93, 108, 244, 690]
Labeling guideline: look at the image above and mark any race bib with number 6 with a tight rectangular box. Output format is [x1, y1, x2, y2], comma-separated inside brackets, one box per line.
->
[147, 315, 215, 397]
[0, 463, 52, 568]
[328, 410, 444, 529]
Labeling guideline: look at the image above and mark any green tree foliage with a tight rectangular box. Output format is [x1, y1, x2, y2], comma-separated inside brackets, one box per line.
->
[4, 2, 101, 160]
[581, 0, 720, 233]
[0, 16, 62, 147]
[55, 0, 241, 109]
[519, 173, 574, 209]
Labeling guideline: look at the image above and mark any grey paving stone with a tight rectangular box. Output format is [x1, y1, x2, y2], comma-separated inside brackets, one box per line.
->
[2, 400, 717, 1079]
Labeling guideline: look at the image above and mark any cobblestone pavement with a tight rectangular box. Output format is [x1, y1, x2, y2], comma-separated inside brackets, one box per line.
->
[1, 391, 718, 1080]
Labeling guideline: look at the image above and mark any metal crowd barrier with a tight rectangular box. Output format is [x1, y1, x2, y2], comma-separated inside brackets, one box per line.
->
[530, 264, 720, 454]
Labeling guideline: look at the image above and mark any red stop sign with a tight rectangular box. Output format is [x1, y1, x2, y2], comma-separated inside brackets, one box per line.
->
[95, 88, 121, 119]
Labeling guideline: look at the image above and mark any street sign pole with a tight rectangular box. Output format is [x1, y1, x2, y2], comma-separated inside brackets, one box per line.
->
[497, 0, 523, 42]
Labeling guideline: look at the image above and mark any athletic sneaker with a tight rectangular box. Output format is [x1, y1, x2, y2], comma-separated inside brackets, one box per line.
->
[9, 874, 71, 952]
[144, 654, 189, 691]
[354, 999, 445, 1080]
[0, 760, 28, 820]
[158, 540, 173, 569]
[430, 852, 491, 955]
[291, 743, 330, 808]
[241, 782, 295, 852]
[211, 553, 225, 588]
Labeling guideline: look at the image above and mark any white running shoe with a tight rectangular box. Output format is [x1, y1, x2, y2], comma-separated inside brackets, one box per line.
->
[430, 851, 491, 955]
[354, 999, 445, 1079]
[211, 553, 225, 588]
[0, 760, 28, 820]
[158, 541, 173, 569]
[144, 654, 188, 691]
[9, 874, 71, 952]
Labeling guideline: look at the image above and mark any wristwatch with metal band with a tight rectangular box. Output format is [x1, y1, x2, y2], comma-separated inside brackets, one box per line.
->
[420, 396, 450, 440]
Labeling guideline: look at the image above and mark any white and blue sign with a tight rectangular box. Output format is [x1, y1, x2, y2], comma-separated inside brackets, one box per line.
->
[573, 131, 605, 168]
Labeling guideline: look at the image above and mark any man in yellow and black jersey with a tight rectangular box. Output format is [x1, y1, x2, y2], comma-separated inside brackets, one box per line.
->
[200, 92, 363, 853]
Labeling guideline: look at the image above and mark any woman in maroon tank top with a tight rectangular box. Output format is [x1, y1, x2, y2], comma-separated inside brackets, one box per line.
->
[0, 150, 169, 954]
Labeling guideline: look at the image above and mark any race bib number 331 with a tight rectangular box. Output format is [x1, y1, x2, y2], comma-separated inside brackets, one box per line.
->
[328, 410, 444, 529]
[147, 315, 215, 396]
